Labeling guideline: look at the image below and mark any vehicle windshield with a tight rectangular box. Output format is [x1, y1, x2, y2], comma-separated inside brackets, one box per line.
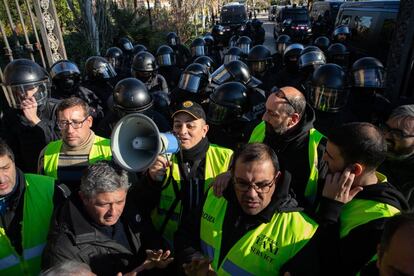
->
[221, 6, 247, 24]
[283, 10, 309, 22]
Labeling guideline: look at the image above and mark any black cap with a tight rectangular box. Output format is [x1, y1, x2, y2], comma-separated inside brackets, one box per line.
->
[172, 101, 206, 120]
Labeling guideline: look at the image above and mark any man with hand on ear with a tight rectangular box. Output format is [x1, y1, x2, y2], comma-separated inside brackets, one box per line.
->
[315, 122, 409, 275]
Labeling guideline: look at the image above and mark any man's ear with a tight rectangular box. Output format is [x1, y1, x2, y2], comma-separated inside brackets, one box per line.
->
[288, 113, 300, 128]
[202, 123, 209, 138]
[353, 163, 363, 176]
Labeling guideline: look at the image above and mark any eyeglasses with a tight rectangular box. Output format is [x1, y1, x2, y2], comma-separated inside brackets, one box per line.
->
[57, 117, 89, 130]
[272, 88, 297, 113]
[379, 123, 414, 140]
[233, 174, 279, 194]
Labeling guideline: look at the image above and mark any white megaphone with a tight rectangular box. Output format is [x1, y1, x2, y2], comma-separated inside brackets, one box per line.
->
[111, 113, 179, 172]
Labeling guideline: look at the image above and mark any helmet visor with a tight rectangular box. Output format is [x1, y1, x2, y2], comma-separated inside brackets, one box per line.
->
[107, 57, 122, 70]
[192, 46, 205, 57]
[240, 44, 250, 55]
[157, 54, 175, 66]
[308, 85, 349, 112]
[97, 63, 117, 79]
[299, 51, 326, 69]
[2, 81, 49, 109]
[50, 62, 80, 78]
[223, 55, 240, 64]
[207, 101, 232, 125]
[169, 37, 178, 46]
[248, 60, 268, 74]
[178, 73, 201, 93]
[352, 68, 385, 88]
[211, 65, 231, 85]
[123, 41, 133, 51]
[276, 43, 287, 54]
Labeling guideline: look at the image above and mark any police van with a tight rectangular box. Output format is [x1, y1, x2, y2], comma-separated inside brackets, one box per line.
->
[219, 2, 248, 44]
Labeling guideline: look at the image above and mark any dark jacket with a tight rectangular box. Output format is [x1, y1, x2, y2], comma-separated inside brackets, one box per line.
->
[1, 99, 60, 173]
[175, 171, 335, 275]
[263, 104, 328, 209]
[158, 66, 182, 91]
[314, 179, 409, 275]
[378, 156, 414, 209]
[41, 190, 165, 276]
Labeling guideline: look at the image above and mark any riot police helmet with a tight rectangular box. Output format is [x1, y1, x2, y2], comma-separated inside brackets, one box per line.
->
[191, 38, 206, 57]
[166, 32, 180, 46]
[132, 44, 148, 56]
[275, 34, 291, 54]
[308, 63, 349, 112]
[327, 43, 349, 69]
[283, 43, 304, 69]
[208, 81, 249, 125]
[203, 34, 215, 55]
[156, 45, 176, 67]
[131, 51, 158, 82]
[105, 47, 124, 71]
[246, 45, 272, 75]
[84, 56, 117, 81]
[113, 78, 153, 116]
[223, 47, 243, 64]
[313, 36, 330, 52]
[177, 63, 210, 93]
[351, 57, 385, 89]
[119, 37, 134, 52]
[298, 46, 326, 70]
[333, 25, 350, 42]
[50, 60, 81, 95]
[194, 56, 216, 74]
[2, 59, 50, 109]
[211, 60, 261, 88]
[236, 36, 253, 55]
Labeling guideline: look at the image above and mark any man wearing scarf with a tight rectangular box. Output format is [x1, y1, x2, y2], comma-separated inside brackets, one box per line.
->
[137, 101, 233, 247]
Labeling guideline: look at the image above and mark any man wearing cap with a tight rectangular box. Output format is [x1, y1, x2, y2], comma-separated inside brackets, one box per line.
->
[135, 101, 233, 246]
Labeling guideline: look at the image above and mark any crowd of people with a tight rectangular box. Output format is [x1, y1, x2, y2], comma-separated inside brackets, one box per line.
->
[0, 22, 413, 276]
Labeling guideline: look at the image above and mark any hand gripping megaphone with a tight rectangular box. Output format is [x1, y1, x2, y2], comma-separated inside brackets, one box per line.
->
[111, 113, 179, 172]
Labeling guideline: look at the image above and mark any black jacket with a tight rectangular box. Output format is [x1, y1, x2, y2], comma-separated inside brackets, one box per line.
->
[378, 156, 414, 210]
[315, 179, 409, 275]
[158, 66, 182, 91]
[263, 104, 328, 209]
[42, 190, 165, 276]
[1, 99, 60, 173]
[175, 171, 336, 275]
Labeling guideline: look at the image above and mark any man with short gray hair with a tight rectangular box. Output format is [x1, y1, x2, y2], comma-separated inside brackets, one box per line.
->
[42, 161, 173, 276]
[379, 104, 414, 208]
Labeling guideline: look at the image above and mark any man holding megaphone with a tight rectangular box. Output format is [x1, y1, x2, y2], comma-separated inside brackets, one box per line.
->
[138, 101, 233, 247]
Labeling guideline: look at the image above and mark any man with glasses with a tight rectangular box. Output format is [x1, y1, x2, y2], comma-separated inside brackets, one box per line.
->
[246, 86, 327, 209]
[38, 97, 112, 193]
[175, 143, 330, 275]
[379, 105, 414, 208]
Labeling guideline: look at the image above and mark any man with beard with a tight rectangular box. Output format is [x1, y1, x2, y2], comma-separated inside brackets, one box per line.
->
[213, 87, 327, 209]
[378, 105, 414, 208]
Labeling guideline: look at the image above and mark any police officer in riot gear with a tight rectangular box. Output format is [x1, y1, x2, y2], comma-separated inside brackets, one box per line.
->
[131, 51, 169, 94]
[50, 60, 104, 123]
[194, 56, 216, 74]
[298, 46, 326, 93]
[96, 78, 170, 137]
[313, 36, 330, 53]
[223, 47, 243, 64]
[203, 34, 221, 65]
[251, 18, 265, 45]
[156, 45, 182, 90]
[166, 32, 191, 69]
[105, 46, 130, 78]
[272, 43, 304, 94]
[236, 36, 253, 58]
[345, 57, 392, 124]
[307, 63, 349, 135]
[82, 56, 118, 112]
[1, 59, 59, 173]
[118, 37, 134, 68]
[190, 38, 207, 61]
[246, 45, 273, 91]
[211, 60, 266, 120]
[327, 43, 350, 71]
[273, 34, 292, 72]
[170, 63, 211, 110]
[332, 25, 350, 44]
[207, 81, 261, 150]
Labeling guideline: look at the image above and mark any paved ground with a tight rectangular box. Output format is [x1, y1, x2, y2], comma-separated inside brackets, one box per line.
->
[256, 13, 276, 54]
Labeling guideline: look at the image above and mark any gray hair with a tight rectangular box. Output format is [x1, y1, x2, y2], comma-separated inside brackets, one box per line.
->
[80, 161, 129, 199]
[41, 261, 94, 276]
[388, 105, 414, 131]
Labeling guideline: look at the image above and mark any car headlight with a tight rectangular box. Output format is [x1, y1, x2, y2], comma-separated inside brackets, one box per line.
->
[307, 28, 312, 32]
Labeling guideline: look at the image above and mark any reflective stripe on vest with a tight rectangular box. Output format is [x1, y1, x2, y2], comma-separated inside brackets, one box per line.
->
[249, 122, 324, 204]
[43, 135, 112, 179]
[0, 174, 54, 275]
[340, 172, 400, 238]
[152, 144, 233, 244]
[200, 189, 318, 275]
